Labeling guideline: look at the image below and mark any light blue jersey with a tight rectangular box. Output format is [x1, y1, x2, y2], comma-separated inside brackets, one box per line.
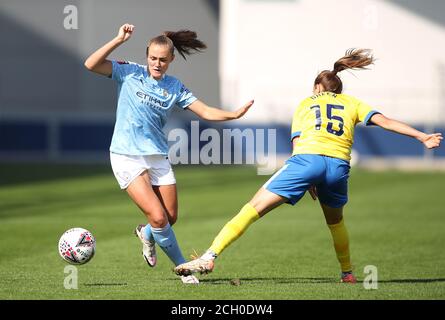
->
[109, 60, 197, 155]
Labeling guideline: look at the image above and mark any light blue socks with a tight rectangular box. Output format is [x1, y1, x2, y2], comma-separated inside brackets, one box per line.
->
[143, 225, 154, 242]
[151, 223, 186, 266]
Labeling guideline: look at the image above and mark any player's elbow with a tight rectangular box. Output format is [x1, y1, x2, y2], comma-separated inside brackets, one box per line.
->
[84, 57, 101, 72]
[84, 59, 95, 71]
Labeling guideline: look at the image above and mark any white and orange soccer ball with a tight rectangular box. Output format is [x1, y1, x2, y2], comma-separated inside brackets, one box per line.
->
[58, 228, 96, 265]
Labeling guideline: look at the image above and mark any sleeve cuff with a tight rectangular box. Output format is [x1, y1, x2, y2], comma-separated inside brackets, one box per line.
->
[291, 131, 301, 140]
[110, 60, 119, 81]
[364, 111, 381, 126]
[181, 96, 198, 109]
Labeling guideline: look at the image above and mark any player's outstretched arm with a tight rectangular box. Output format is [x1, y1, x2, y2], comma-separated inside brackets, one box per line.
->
[370, 113, 443, 149]
[187, 99, 254, 121]
[84, 24, 135, 76]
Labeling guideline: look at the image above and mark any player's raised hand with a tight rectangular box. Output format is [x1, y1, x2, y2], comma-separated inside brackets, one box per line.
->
[421, 133, 443, 149]
[234, 100, 254, 119]
[117, 24, 135, 42]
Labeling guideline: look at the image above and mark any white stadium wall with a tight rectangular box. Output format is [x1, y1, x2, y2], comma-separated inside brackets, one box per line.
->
[219, 0, 445, 168]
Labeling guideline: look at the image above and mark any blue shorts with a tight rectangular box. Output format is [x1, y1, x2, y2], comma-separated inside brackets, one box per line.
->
[264, 154, 350, 208]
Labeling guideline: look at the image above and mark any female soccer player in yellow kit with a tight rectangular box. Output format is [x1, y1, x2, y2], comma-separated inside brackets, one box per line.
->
[174, 48, 443, 283]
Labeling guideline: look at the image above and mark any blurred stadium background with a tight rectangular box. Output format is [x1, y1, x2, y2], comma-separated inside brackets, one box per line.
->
[1, 0, 444, 169]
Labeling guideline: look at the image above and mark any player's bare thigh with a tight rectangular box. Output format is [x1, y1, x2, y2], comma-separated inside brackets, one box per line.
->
[125, 170, 169, 228]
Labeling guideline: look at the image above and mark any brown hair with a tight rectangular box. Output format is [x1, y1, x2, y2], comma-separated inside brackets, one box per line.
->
[146, 30, 207, 60]
[314, 48, 375, 94]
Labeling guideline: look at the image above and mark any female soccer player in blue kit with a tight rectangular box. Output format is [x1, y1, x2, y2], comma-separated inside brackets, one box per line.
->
[84, 24, 253, 284]
[174, 48, 443, 283]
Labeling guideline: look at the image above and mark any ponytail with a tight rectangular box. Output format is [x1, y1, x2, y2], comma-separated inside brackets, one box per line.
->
[314, 48, 375, 94]
[147, 30, 207, 60]
[333, 48, 374, 74]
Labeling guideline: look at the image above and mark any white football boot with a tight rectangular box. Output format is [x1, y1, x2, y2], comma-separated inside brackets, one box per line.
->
[180, 275, 200, 284]
[174, 258, 215, 276]
[134, 224, 157, 267]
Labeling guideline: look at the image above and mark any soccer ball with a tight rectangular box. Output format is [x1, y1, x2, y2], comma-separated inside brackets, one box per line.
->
[58, 228, 96, 265]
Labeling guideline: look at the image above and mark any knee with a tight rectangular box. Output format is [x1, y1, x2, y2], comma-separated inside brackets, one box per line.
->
[326, 215, 343, 225]
[321, 203, 344, 225]
[149, 214, 169, 228]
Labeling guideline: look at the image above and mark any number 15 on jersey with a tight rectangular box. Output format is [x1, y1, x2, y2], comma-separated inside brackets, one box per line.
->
[310, 104, 345, 136]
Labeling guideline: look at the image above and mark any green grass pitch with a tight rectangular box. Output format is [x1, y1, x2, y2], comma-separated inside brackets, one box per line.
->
[0, 163, 444, 299]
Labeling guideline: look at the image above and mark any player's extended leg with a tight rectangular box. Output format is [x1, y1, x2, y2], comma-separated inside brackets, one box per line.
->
[130, 171, 157, 267]
[127, 171, 186, 268]
[133, 177, 178, 264]
[174, 188, 287, 276]
[320, 203, 356, 283]
[152, 183, 199, 284]
[208, 187, 287, 255]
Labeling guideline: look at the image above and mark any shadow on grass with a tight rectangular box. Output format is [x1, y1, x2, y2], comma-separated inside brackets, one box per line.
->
[168, 277, 445, 285]
[378, 278, 445, 284]
[84, 283, 128, 287]
[168, 277, 335, 285]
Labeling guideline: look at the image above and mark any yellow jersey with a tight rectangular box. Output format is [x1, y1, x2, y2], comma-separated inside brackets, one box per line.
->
[291, 92, 379, 161]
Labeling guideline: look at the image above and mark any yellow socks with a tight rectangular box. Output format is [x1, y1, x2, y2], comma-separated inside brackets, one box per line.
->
[206, 203, 352, 274]
[209, 203, 260, 256]
[328, 218, 352, 272]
